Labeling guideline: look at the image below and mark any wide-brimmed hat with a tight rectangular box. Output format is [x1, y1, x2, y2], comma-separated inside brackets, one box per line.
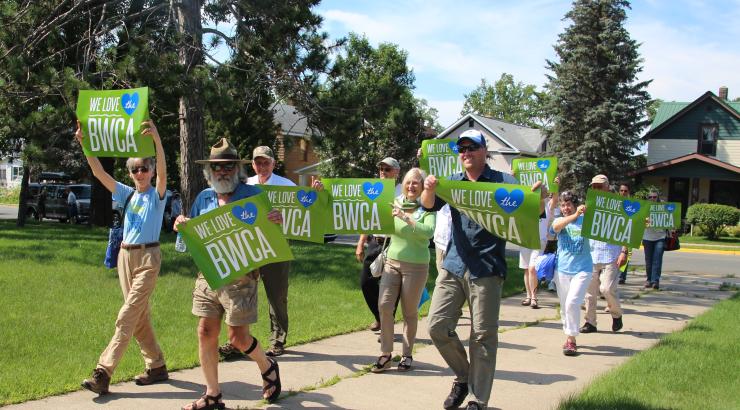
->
[195, 138, 250, 164]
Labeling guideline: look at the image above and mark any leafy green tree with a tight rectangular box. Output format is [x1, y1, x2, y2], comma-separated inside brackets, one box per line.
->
[544, 0, 651, 193]
[416, 98, 443, 132]
[311, 34, 424, 177]
[686, 204, 740, 240]
[461, 73, 548, 128]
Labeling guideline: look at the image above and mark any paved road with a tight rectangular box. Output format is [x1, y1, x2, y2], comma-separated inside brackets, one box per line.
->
[0, 204, 18, 220]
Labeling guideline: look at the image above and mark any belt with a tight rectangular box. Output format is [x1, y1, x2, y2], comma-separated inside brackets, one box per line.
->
[120, 242, 160, 250]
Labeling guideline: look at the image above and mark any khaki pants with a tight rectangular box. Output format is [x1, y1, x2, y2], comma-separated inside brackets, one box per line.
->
[585, 262, 623, 326]
[98, 247, 165, 376]
[378, 258, 429, 356]
[428, 268, 503, 407]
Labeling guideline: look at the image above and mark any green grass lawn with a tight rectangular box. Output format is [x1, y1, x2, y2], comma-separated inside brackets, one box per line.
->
[0, 220, 524, 405]
[0, 186, 20, 205]
[558, 293, 740, 410]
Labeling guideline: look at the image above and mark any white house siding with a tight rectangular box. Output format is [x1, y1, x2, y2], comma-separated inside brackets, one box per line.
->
[647, 139, 697, 165]
[0, 158, 23, 188]
[716, 140, 740, 167]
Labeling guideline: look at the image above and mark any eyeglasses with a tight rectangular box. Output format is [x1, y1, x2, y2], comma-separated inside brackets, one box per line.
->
[457, 144, 481, 153]
[129, 166, 149, 174]
[379, 166, 395, 173]
[210, 163, 237, 172]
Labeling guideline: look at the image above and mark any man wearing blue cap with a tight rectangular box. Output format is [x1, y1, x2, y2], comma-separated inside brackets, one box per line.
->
[421, 129, 544, 410]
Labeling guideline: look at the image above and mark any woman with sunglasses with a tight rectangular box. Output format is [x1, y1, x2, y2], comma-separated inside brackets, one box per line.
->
[642, 191, 666, 290]
[75, 119, 170, 395]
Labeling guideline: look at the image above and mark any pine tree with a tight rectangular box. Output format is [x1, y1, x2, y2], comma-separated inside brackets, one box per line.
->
[545, 0, 651, 194]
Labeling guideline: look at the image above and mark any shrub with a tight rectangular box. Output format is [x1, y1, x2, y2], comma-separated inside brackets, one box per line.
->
[0, 186, 20, 205]
[685, 204, 740, 240]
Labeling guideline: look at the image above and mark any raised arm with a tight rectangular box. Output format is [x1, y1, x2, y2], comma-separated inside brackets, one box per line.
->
[75, 120, 117, 193]
[421, 175, 438, 209]
[141, 120, 167, 199]
[551, 205, 585, 233]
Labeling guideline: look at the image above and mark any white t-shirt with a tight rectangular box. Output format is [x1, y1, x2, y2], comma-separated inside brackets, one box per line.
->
[247, 173, 296, 186]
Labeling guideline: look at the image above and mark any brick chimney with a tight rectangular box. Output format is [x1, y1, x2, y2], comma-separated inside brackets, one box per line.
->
[719, 86, 728, 100]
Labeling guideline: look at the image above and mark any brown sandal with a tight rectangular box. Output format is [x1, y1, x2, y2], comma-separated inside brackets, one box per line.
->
[261, 358, 281, 403]
[181, 392, 225, 410]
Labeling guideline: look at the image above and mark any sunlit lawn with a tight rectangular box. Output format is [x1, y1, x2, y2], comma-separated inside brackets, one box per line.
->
[0, 220, 524, 405]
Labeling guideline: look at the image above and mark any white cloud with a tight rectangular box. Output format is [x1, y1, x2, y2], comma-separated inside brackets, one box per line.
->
[423, 98, 465, 128]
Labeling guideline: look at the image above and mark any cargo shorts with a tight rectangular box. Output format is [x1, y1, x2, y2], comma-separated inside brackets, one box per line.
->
[192, 271, 259, 326]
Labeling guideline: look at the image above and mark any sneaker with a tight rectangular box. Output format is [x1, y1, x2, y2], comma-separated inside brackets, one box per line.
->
[612, 316, 623, 332]
[563, 341, 577, 356]
[466, 401, 483, 410]
[644, 281, 653, 288]
[652, 281, 660, 290]
[266, 343, 285, 357]
[443, 381, 469, 409]
[81, 368, 110, 395]
[579, 322, 597, 333]
[134, 365, 169, 386]
[218, 342, 245, 361]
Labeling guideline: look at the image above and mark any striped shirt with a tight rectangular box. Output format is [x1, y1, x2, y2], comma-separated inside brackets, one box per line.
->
[589, 239, 621, 264]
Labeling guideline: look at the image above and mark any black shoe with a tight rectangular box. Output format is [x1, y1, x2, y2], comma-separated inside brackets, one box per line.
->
[652, 281, 660, 290]
[579, 322, 597, 333]
[618, 279, 625, 285]
[644, 281, 653, 288]
[612, 316, 623, 332]
[466, 401, 482, 410]
[218, 342, 245, 361]
[443, 381, 468, 409]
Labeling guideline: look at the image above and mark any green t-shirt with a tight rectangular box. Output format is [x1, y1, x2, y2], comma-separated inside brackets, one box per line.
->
[387, 208, 436, 265]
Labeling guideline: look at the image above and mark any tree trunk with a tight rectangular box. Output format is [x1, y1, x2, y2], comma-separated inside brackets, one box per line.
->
[90, 157, 114, 227]
[177, 0, 206, 214]
[16, 164, 30, 227]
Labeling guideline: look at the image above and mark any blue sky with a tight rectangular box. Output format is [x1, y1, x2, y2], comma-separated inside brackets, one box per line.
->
[313, 0, 740, 127]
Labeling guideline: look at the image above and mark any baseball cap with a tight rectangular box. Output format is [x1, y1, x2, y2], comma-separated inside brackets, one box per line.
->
[591, 174, 609, 185]
[457, 129, 487, 147]
[252, 146, 274, 160]
[377, 157, 400, 169]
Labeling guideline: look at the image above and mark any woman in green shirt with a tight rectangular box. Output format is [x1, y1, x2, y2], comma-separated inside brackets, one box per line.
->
[372, 168, 436, 373]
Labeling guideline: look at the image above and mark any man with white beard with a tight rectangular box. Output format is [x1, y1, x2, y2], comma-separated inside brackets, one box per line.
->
[174, 138, 284, 408]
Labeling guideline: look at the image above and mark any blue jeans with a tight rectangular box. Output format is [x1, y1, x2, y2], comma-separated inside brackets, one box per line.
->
[642, 239, 665, 284]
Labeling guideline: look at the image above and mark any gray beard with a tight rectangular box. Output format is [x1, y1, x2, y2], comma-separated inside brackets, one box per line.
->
[212, 175, 238, 194]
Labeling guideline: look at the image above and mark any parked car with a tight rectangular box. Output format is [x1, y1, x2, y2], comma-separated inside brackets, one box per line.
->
[24, 183, 90, 223]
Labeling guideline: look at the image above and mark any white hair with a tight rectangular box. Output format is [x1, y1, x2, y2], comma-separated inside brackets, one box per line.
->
[126, 157, 155, 170]
[203, 164, 249, 193]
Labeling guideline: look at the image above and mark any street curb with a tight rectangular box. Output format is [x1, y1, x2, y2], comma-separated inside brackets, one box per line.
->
[676, 247, 739, 256]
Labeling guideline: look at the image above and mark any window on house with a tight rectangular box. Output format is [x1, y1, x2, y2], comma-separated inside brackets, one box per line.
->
[0, 169, 6, 181]
[11, 166, 22, 180]
[300, 138, 308, 162]
[699, 124, 717, 156]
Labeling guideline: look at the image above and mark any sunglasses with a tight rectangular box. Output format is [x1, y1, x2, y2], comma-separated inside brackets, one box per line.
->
[129, 166, 149, 174]
[457, 144, 481, 153]
[648, 195, 658, 199]
[210, 163, 237, 172]
[379, 166, 395, 173]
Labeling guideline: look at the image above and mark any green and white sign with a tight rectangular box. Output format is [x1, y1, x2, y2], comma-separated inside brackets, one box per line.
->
[419, 138, 462, 178]
[76, 87, 154, 157]
[261, 185, 330, 243]
[434, 179, 542, 249]
[179, 193, 294, 289]
[582, 190, 650, 248]
[512, 156, 559, 193]
[323, 178, 395, 234]
[647, 201, 681, 230]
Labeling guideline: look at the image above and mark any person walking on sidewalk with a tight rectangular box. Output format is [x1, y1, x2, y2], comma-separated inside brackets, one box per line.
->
[355, 157, 402, 331]
[174, 139, 282, 408]
[75, 120, 169, 394]
[643, 190, 667, 290]
[550, 191, 593, 356]
[617, 183, 633, 284]
[421, 129, 544, 410]
[580, 174, 626, 334]
[371, 168, 436, 374]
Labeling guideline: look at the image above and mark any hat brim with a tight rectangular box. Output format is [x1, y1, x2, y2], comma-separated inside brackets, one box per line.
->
[457, 136, 486, 147]
[195, 159, 250, 164]
[252, 154, 274, 160]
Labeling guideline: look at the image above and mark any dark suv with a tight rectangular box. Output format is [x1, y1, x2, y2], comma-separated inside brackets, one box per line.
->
[25, 183, 90, 223]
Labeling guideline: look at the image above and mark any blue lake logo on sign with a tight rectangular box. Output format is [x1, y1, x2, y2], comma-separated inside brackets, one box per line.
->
[664, 203, 676, 213]
[448, 141, 459, 154]
[622, 200, 640, 217]
[362, 182, 384, 201]
[494, 188, 524, 214]
[297, 190, 318, 208]
[536, 159, 550, 171]
[232, 203, 258, 225]
[121, 92, 139, 116]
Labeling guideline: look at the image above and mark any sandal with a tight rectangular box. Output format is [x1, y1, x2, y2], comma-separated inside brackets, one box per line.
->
[521, 297, 531, 306]
[397, 355, 413, 372]
[181, 392, 225, 410]
[261, 358, 281, 403]
[530, 299, 539, 309]
[370, 354, 392, 373]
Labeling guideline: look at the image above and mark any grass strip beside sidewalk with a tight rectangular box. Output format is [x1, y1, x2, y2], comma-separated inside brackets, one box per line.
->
[559, 293, 740, 410]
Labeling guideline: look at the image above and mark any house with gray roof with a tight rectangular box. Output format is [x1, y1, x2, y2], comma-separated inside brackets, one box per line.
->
[436, 113, 546, 172]
[271, 103, 322, 185]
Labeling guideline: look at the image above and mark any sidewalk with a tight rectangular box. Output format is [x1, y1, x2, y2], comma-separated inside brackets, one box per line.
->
[8, 269, 736, 410]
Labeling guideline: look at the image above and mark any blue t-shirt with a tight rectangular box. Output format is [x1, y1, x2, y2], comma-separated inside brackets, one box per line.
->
[190, 183, 262, 217]
[113, 182, 165, 244]
[551, 215, 592, 275]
